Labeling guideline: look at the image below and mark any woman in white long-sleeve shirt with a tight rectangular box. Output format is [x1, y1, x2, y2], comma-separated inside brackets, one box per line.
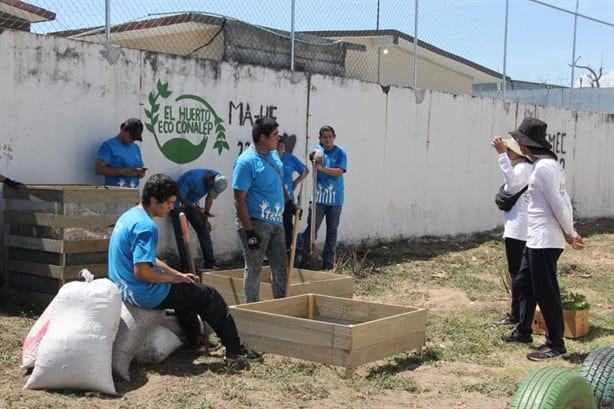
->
[491, 136, 532, 326]
[501, 117, 585, 362]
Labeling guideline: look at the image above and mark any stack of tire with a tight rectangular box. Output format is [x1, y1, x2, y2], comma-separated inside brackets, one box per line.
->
[508, 346, 613, 409]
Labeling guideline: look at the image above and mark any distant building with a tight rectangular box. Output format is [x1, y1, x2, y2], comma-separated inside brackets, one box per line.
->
[0, 0, 55, 32]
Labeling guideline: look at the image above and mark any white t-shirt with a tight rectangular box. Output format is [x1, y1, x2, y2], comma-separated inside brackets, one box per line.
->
[526, 158, 575, 249]
[498, 153, 532, 241]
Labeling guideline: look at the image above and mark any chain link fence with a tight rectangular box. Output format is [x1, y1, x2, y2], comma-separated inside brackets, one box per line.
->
[1, 0, 612, 98]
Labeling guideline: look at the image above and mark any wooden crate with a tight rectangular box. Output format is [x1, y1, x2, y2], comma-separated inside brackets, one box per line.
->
[201, 266, 353, 305]
[2, 185, 139, 303]
[532, 307, 589, 339]
[230, 294, 427, 376]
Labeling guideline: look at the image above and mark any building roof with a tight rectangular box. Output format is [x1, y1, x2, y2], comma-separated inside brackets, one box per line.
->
[302, 29, 505, 83]
[0, 0, 55, 23]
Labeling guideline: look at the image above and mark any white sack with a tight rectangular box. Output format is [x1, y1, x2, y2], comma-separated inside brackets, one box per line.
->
[111, 302, 164, 381]
[134, 325, 182, 364]
[24, 278, 121, 395]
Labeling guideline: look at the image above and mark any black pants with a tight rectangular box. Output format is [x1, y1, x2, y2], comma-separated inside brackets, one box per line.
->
[514, 247, 565, 349]
[283, 205, 294, 250]
[155, 283, 242, 354]
[505, 237, 526, 321]
[170, 207, 217, 271]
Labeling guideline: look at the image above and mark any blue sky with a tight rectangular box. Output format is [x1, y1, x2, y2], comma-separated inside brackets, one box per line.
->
[27, 0, 614, 87]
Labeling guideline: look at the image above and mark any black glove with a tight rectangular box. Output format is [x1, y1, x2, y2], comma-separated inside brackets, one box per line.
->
[245, 229, 261, 250]
[286, 200, 302, 220]
[3, 178, 24, 189]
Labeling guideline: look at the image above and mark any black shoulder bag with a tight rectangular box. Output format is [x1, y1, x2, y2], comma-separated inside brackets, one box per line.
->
[495, 185, 528, 212]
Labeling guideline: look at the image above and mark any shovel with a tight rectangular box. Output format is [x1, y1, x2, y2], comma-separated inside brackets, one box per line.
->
[307, 164, 321, 270]
[285, 186, 303, 296]
[179, 212, 210, 350]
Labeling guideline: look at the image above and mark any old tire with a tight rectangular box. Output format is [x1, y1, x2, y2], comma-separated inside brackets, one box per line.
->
[509, 367, 597, 409]
[579, 346, 614, 409]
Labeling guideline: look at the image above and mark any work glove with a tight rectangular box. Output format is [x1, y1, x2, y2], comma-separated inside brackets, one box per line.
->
[245, 229, 261, 250]
[309, 149, 323, 164]
[286, 200, 302, 220]
[3, 178, 24, 189]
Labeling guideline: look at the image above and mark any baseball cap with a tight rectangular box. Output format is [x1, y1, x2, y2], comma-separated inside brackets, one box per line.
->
[208, 174, 228, 199]
[121, 118, 143, 141]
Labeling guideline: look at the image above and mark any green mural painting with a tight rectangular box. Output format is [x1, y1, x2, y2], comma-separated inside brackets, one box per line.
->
[144, 80, 229, 164]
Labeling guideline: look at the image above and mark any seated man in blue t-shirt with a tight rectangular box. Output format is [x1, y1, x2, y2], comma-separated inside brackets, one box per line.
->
[95, 118, 147, 188]
[108, 173, 261, 364]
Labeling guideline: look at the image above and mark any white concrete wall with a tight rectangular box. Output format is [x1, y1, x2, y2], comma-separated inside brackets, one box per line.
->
[2, 30, 614, 265]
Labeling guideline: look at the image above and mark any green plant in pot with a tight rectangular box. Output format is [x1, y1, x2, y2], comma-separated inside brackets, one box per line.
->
[560, 287, 590, 310]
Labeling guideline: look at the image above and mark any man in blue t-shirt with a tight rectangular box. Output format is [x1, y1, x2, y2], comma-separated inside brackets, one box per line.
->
[170, 169, 228, 271]
[108, 173, 262, 364]
[95, 118, 146, 188]
[233, 118, 297, 302]
[301, 125, 348, 270]
[276, 134, 309, 250]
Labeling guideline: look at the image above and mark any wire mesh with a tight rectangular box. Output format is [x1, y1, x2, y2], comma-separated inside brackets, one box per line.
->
[1, 0, 612, 97]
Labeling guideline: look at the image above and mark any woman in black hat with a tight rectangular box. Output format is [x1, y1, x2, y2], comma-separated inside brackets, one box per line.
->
[501, 117, 585, 361]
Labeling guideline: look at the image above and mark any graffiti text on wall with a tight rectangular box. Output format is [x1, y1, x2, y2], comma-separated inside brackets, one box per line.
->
[548, 132, 566, 168]
[228, 101, 277, 126]
[144, 80, 229, 164]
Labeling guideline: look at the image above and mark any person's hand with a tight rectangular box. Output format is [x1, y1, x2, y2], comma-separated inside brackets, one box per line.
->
[571, 235, 585, 250]
[245, 229, 261, 250]
[173, 272, 199, 284]
[491, 136, 506, 154]
[286, 200, 302, 219]
[135, 167, 147, 178]
[2, 178, 24, 189]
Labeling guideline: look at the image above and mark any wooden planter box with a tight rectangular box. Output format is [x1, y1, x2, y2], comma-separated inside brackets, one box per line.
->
[230, 294, 427, 377]
[201, 266, 353, 305]
[2, 185, 138, 304]
[532, 307, 589, 339]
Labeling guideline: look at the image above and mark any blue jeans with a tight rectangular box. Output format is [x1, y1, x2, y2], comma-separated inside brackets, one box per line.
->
[237, 220, 288, 302]
[302, 203, 342, 265]
[171, 207, 216, 271]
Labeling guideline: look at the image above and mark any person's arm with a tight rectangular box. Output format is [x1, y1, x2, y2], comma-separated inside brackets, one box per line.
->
[95, 159, 143, 178]
[234, 189, 253, 231]
[315, 163, 344, 177]
[292, 167, 309, 191]
[133, 259, 198, 284]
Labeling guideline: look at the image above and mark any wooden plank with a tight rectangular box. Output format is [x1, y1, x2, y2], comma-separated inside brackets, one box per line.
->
[5, 259, 108, 280]
[313, 294, 412, 322]
[350, 309, 427, 349]
[4, 235, 108, 254]
[2, 185, 139, 204]
[349, 331, 426, 367]
[231, 307, 352, 349]
[0, 287, 54, 308]
[7, 271, 61, 294]
[4, 211, 119, 228]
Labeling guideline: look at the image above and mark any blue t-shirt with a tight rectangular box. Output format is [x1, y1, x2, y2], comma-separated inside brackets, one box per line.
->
[281, 153, 306, 202]
[96, 136, 144, 188]
[108, 206, 170, 308]
[174, 168, 220, 208]
[233, 148, 284, 224]
[312, 144, 347, 206]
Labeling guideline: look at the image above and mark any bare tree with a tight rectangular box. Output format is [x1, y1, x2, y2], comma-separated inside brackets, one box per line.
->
[570, 57, 603, 88]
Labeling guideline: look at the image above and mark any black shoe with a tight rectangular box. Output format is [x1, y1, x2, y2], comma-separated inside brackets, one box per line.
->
[493, 314, 518, 326]
[501, 331, 533, 344]
[224, 344, 264, 364]
[527, 344, 567, 361]
[207, 338, 222, 351]
[185, 335, 205, 350]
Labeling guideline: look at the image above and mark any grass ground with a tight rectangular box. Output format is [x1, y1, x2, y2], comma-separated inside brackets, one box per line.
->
[1, 218, 612, 409]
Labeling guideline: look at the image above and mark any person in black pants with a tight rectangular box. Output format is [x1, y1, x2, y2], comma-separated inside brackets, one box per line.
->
[490, 136, 532, 326]
[500, 117, 585, 361]
[108, 173, 262, 364]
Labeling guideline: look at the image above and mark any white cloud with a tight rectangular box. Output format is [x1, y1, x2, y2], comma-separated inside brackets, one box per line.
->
[574, 68, 614, 88]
